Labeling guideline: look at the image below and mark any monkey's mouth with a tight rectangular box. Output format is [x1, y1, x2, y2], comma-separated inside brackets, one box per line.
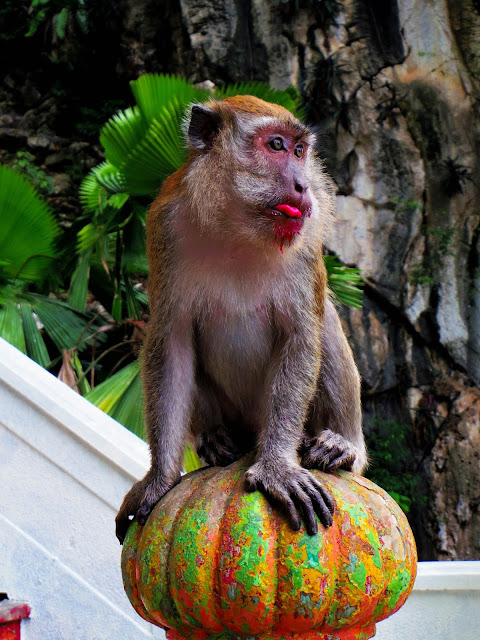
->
[266, 203, 312, 222]
[271, 204, 303, 218]
[264, 205, 305, 254]
[266, 203, 304, 219]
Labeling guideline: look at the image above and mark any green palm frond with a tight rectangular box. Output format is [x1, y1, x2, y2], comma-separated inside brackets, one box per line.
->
[0, 300, 26, 353]
[0, 292, 52, 366]
[100, 107, 148, 169]
[0, 164, 59, 282]
[122, 207, 148, 274]
[19, 301, 50, 367]
[121, 104, 187, 195]
[68, 250, 91, 311]
[85, 356, 202, 471]
[324, 254, 363, 308]
[79, 163, 127, 212]
[94, 162, 126, 193]
[184, 445, 202, 473]
[85, 359, 144, 437]
[24, 293, 106, 352]
[130, 73, 210, 124]
[79, 172, 107, 213]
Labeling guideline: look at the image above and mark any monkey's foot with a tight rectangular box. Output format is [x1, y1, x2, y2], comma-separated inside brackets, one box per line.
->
[197, 428, 241, 467]
[301, 430, 358, 472]
[244, 460, 334, 535]
[115, 473, 178, 544]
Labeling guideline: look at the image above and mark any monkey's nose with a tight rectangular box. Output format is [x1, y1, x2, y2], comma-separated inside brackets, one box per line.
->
[294, 178, 307, 193]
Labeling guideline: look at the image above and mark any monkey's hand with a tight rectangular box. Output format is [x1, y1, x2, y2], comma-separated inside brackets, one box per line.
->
[244, 459, 334, 535]
[301, 430, 358, 472]
[115, 472, 178, 544]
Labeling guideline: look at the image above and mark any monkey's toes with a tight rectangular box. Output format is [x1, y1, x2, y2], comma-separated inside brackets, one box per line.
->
[301, 431, 357, 472]
[136, 502, 155, 526]
[115, 512, 132, 545]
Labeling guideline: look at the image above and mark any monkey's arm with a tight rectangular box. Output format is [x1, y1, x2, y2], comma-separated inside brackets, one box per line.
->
[302, 297, 367, 474]
[115, 307, 195, 543]
[244, 303, 334, 535]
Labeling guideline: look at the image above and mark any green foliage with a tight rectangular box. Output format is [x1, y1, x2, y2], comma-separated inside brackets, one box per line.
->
[0, 164, 58, 282]
[0, 164, 106, 366]
[410, 223, 456, 287]
[25, 0, 88, 40]
[324, 255, 363, 308]
[10, 151, 55, 195]
[85, 359, 144, 437]
[84, 357, 201, 471]
[365, 419, 420, 514]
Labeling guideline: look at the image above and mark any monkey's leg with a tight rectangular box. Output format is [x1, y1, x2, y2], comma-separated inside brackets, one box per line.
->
[302, 298, 367, 474]
[193, 378, 255, 466]
[244, 314, 335, 536]
[115, 313, 195, 544]
[193, 379, 239, 466]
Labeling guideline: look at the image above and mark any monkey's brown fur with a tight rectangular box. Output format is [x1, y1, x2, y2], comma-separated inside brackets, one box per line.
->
[115, 95, 367, 543]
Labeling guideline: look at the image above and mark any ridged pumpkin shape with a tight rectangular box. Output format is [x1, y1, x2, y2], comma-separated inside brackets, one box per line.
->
[121, 458, 417, 640]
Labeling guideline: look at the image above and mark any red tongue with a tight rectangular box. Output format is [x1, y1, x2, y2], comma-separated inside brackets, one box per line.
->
[274, 204, 302, 219]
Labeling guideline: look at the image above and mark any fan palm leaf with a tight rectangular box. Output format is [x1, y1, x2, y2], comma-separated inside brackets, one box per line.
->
[100, 107, 148, 169]
[0, 164, 59, 282]
[130, 73, 210, 124]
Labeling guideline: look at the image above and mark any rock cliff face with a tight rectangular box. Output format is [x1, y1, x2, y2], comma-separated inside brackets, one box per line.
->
[162, 0, 480, 560]
[1, 0, 479, 559]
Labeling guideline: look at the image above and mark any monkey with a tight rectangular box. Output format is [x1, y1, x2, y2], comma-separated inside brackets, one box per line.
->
[115, 95, 367, 544]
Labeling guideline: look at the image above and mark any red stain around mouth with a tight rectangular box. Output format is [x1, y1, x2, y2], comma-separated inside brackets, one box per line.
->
[273, 219, 303, 253]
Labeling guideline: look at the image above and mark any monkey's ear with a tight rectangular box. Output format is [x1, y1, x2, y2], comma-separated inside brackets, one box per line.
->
[188, 104, 222, 151]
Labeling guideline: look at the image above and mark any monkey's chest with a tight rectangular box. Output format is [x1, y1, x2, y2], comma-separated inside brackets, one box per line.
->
[197, 306, 274, 410]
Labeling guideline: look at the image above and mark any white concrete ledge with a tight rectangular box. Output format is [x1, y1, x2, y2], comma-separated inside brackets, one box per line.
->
[414, 561, 480, 591]
[0, 338, 162, 640]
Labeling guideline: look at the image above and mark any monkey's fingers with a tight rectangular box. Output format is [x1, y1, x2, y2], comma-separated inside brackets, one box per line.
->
[272, 489, 303, 533]
[298, 475, 334, 530]
[245, 473, 302, 531]
[291, 486, 319, 535]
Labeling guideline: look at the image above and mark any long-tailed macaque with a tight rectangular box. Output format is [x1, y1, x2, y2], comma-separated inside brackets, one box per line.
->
[115, 95, 367, 543]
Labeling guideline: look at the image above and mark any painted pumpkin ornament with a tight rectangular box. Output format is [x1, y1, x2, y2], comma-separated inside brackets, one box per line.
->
[121, 458, 417, 640]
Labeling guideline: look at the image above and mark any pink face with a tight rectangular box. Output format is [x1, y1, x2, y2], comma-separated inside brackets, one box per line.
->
[254, 126, 313, 252]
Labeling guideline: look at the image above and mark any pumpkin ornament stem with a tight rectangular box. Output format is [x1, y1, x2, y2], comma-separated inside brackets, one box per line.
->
[121, 458, 417, 640]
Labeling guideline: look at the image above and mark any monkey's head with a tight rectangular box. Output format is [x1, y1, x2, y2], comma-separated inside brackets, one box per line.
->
[184, 95, 333, 254]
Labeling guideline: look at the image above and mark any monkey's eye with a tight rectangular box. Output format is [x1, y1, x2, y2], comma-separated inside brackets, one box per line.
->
[269, 137, 285, 151]
[294, 143, 304, 159]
